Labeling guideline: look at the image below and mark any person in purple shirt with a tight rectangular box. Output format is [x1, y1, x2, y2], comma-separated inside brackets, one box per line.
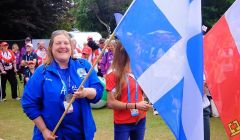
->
[12, 43, 23, 81]
[99, 39, 116, 77]
[20, 37, 32, 59]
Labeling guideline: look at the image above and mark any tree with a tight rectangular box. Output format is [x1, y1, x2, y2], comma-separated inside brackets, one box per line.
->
[74, 0, 132, 37]
[0, 0, 75, 39]
[75, 0, 235, 37]
[202, 0, 234, 31]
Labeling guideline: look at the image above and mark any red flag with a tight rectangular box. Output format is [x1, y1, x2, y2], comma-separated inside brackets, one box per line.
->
[204, 0, 240, 139]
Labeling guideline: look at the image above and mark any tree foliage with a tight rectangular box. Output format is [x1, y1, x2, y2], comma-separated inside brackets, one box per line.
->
[202, 0, 234, 31]
[0, 0, 75, 39]
[74, 0, 235, 36]
[74, 0, 132, 37]
[0, 0, 236, 39]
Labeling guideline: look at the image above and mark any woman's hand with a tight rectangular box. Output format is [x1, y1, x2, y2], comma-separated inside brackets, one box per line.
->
[136, 101, 151, 111]
[73, 88, 96, 100]
[73, 88, 87, 98]
[42, 128, 58, 140]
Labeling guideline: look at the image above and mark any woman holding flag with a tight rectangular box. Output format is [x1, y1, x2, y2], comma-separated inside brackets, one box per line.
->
[106, 40, 150, 140]
[21, 30, 103, 140]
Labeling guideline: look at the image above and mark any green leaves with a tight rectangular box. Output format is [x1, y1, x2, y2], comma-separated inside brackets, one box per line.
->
[0, 0, 75, 39]
[202, 0, 234, 31]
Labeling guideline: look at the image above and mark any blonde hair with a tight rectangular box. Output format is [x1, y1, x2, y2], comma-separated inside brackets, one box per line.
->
[111, 40, 130, 99]
[105, 39, 117, 47]
[44, 30, 73, 65]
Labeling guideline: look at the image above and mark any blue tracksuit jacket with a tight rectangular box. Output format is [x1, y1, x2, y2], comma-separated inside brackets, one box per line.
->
[21, 58, 103, 140]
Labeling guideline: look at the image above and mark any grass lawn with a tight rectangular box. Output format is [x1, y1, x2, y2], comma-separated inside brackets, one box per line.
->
[0, 81, 228, 140]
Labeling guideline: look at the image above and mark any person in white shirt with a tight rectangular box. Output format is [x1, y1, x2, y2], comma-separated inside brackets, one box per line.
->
[35, 40, 47, 66]
[71, 38, 82, 59]
[0, 42, 20, 101]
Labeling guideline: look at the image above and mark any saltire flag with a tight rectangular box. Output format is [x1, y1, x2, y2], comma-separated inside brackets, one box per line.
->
[114, 13, 123, 25]
[204, 0, 240, 139]
[115, 0, 203, 140]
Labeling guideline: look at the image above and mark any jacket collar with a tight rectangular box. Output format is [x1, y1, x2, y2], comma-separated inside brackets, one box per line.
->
[46, 58, 81, 86]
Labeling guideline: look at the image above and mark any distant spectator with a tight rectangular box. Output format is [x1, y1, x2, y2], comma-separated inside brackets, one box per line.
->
[98, 38, 106, 52]
[35, 40, 47, 66]
[203, 80, 211, 140]
[87, 36, 100, 65]
[96, 38, 106, 77]
[23, 61, 36, 84]
[12, 43, 23, 82]
[99, 39, 116, 77]
[81, 45, 92, 61]
[87, 36, 99, 51]
[0, 42, 20, 101]
[20, 37, 32, 59]
[21, 43, 38, 68]
[19, 37, 32, 77]
[71, 38, 81, 59]
[21, 43, 38, 85]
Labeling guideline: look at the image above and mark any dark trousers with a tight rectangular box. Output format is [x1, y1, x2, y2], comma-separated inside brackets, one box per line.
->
[114, 118, 146, 140]
[1, 69, 18, 99]
[16, 64, 23, 81]
[204, 106, 211, 140]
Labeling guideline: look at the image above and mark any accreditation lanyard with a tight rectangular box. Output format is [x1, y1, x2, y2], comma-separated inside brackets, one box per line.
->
[57, 70, 71, 96]
[126, 74, 138, 103]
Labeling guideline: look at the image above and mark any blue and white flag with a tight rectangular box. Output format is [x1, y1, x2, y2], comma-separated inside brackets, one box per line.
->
[115, 0, 203, 140]
[114, 13, 123, 25]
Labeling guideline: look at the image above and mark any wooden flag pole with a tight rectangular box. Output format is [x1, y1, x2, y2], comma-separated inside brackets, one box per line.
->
[52, 32, 115, 135]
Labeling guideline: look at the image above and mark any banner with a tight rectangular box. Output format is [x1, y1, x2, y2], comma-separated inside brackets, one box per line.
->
[204, 0, 240, 139]
[115, 0, 203, 139]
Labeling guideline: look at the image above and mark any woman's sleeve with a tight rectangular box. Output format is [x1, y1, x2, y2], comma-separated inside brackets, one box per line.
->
[21, 66, 45, 120]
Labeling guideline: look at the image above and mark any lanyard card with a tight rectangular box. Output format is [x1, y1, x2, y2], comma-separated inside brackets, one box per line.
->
[64, 94, 73, 113]
[130, 109, 139, 117]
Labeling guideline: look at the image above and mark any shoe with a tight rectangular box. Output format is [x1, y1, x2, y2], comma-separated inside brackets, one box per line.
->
[153, 110, 159, 115]
[2, 98, 6, 101]
[13, 97, 21, 101]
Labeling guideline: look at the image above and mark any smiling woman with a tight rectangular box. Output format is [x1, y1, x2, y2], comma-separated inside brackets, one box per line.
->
[21, 30, 104, 140]
[48, 31, 72, 69]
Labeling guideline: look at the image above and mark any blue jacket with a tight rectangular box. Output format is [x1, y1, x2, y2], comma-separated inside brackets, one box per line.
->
[21, 58, 103, 140]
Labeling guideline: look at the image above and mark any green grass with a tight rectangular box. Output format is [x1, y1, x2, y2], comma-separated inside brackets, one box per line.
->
[0, 81, 228, 140]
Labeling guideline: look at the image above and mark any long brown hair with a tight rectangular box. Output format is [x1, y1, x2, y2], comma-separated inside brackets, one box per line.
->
[111, 40, 130, 98]
[44, 30, 73, 65]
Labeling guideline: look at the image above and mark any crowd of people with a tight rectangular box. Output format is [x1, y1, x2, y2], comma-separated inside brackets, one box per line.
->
[0, 30, 216, 140]
[0, 37, 46, 101]
[0, 33, 112, 101]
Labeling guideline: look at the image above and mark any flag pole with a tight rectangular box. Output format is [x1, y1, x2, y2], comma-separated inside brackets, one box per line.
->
[52, 32, 115, 135]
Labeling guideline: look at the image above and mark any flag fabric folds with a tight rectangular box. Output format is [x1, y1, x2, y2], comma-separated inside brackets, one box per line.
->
[204, 0, 240, 139]
[115, 0, 203, 140]
[114, 13, 123, 25]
